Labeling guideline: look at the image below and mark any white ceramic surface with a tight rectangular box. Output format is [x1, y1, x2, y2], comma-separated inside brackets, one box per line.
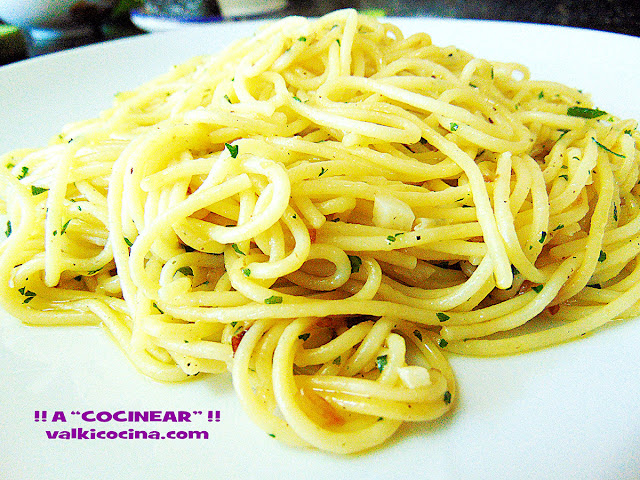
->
[0, 17, 639, 480]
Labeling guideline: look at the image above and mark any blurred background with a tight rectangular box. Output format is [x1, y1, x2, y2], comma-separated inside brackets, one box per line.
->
[1, 0, 639, 65]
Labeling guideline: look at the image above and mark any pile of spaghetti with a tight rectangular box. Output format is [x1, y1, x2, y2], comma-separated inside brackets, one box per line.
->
[1, 10, 639, 453]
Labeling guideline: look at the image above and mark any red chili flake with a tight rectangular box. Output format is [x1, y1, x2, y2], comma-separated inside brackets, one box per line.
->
[231, 329, 247, 353]
[548, 304, 560, 315]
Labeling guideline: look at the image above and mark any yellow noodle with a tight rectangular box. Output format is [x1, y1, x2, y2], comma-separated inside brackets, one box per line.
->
[1, 10, 639, 453]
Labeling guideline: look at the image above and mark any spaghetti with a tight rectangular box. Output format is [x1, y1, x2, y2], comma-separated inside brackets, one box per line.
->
[1, 10, 639, 453]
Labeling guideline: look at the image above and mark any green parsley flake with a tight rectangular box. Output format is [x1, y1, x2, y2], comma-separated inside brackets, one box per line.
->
[567, 106, 607, 119]
[298, 36, 307, 41]
[348, 255, 362, 273]
[598, 250, 607, 262]
[242, 268, 251, 277]
[386, 233, 403, 244]
[152, 302, 164, 314]
[532, 284, 544, 293]
[333, 356, 341, 365]
[436, 312, 450, 322]
[60, 220, 71, 235]
[319, 166, 328, 176]
[124, 237, 133, 247]
[450, 122, 459, 131]
[231, 243, 245, 255]
[5, 220, 11, 237]
[413, 329, 423, 341]
[539, 231, 547, 244]
[613, 204, 618, 222]
[376, 355, 388, 372]
[553, 224, 564, 231]
[444, 391, 452, 404]
[225, 143, 239, 158]
[438, 338, 448, 348]
[298, 333, 310, 341]
[538, 91, 544, 99]
[17, 166, 29, 180]
[264, 295, 283, 305]
[31, 185, 48, 196]
[592, 138, 626, 158]
[19, 287, 37, 304]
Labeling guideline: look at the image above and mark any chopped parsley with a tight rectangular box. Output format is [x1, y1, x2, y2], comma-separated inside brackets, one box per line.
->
[413, 329, 422, 341]
[532, 284, 544, 293]
[567, 106, 607, 119]
[386, 233, 403, 244]
[348, 255, 362, 273]
[613, 204, 618, 222]
[436, 312, 450, 322]
[18, 286, 37, 303]
[298, 36, 307, 42]
[319, 166, 328, 176]
[242, 268, 251, 277]
[292, 96, 302, 102]
[298, 333, 310, 341]
[376, 355, 388, 372]
[598, 250, 607, 262]
[17, 166, 29, 180]
[539, 231, 547, 244]
[231, 243, 245, 255]
[592, 137, 626, 158]
[553, 224, 564, 231]
[124, 237, 133, 247]
[450, 122, 459, 131]
[443, 391, 452, 404]
[152, 302, 164, 314]
[264, 295, 283, 304]
[5, 220, 11, 237]
[224, 143, 239, 158]
[31, 185, 48, 196]
[538, 91, 544, 99]
[438, 338, 448, 348]
[60, 219, 71, 235]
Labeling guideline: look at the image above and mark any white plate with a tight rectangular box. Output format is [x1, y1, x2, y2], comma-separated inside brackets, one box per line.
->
[1, 17, 640, 480]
